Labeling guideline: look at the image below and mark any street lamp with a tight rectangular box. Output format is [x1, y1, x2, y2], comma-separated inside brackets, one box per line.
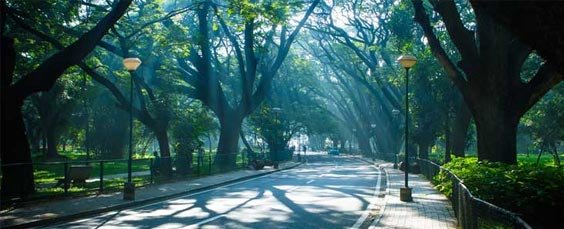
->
[397, 54, 416, 202]
[123, 57, 141, 201]
[392, 109, 400, 169]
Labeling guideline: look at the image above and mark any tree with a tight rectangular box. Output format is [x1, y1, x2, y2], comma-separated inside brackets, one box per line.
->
[30, 80, 79, 159]
[87, 89, 129, 159]
[412, 0, 563, 164]
[39, 1, 199, 174]
[1, 0, 132, 198]
[522, 84, 564, 166]
[174, 0, 320, 167]
[386, 0, 472, 161]
[470, 1, 564, 75]
[248, 53, 324, 160]
[305, 35, 402, 159]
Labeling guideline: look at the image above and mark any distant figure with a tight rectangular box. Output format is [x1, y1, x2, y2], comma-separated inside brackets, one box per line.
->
[151, 151, 161, 175]
[302, 145, 307, 153]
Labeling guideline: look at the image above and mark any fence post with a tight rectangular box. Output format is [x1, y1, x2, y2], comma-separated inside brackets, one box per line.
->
[197, 153, 201, 175]
[208, 152, 212, 175]
[150, 158, 154, 184]
[64, 162, 69, 195]
[99, 161, 104, 192]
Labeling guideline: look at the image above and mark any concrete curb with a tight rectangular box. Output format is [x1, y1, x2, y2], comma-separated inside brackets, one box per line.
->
[354, 157, 391, 228]
[369, 165, 391, 229]
[4, 162, 302, 229]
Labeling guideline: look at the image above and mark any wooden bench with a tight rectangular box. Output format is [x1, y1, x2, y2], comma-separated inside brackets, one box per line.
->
[56, 165, 93, 188]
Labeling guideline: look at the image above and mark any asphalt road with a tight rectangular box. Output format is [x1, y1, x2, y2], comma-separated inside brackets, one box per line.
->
[50, 154, 382, 229]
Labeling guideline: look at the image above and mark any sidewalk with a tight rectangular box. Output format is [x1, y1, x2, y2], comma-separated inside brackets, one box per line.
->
[0, 161, 300, 228]
[371, 162, 457, 229]
[86, 170, 150, 182]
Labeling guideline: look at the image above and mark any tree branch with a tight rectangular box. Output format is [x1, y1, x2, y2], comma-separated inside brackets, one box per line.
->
[430, 0, 477, 61]
[9, 0, 132, 101]
[524, 63, 563, 113]
[412, 0, 469, 95]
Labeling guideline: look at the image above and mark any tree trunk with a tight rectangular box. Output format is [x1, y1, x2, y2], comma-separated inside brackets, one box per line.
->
[474, 109, 520, 164]
[444, 124, 452, 164]
[240, 130, 255, 154]
[42, 133, 47, 158]
[216, 116, 243, 168]
[551, 144, 560, 167]
[357, 134, 372, 157]
[339, 139, 345, 152]
[450, 102, 472, 157]
[417, 140, 431, 160]
[1, 101, 36, 199]
[154, 129, 172, 177]
[267, 141, 280, 161]
[45, 129, 61, 159]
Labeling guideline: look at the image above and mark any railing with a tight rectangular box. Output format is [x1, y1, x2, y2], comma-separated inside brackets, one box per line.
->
[0, 158, 153, 205]
[418, 159, 532, 229]
[1, 150, 286, 206]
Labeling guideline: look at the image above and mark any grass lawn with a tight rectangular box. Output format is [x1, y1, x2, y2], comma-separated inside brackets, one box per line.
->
[33, 159, 151, 185]
[19, 149, 250, 202]
[517, 153, 563, 166]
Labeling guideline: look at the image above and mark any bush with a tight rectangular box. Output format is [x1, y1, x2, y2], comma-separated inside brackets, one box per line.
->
[434, 157, 564, 228]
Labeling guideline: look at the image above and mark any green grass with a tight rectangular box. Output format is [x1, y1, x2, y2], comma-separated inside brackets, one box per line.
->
[0, 147, 265, 206]
[32, 175, 152, 201]
[33, 159, 151, 185]
[517, 153, 563, 166]
[19, 149, 252, 203]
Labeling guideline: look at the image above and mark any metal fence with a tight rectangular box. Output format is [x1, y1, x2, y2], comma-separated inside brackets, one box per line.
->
[418, 159, 532, 229]
[0, 150, 265, 206]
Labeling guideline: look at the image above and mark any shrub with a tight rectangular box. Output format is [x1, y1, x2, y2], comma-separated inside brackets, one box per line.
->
[434, 157, 564, 228]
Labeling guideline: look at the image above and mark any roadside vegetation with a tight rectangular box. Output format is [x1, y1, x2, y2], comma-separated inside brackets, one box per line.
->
[433, 156, 564, 228]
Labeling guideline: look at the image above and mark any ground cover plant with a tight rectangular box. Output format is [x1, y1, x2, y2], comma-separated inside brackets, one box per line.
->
[433, 156, 564, 228]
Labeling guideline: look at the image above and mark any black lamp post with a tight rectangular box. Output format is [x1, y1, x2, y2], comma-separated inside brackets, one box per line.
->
[123, 57, 142, 201]
[397, 54, 416, 202]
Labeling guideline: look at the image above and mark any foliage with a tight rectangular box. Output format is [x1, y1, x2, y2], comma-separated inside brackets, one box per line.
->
[521, 83, 564, 165]
[248, 53, 335, 157]
[172, 101, 215, 156]
[434, 157, 564, 227]
[88, 88, 129, 159]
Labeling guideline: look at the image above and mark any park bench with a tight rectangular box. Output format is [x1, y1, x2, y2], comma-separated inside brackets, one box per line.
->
[55, 165, 93, 188]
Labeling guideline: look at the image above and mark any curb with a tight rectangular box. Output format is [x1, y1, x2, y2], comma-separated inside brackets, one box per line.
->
[354, 157, 390, 228]
[369, 165, 391, 229]
[4, 162, 302, 229]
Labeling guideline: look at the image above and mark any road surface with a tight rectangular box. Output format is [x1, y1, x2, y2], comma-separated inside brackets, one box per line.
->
[51, 155, 382, 229]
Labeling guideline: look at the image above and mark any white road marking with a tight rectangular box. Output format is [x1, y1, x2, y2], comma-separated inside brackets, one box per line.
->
[350, 166, 382, 229]
[287, 186, 301, 192]
[187, 214, 225, 228]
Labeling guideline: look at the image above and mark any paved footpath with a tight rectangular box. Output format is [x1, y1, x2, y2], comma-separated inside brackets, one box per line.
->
[0, 161, 300, 228]
[371, 162, 457, 229]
